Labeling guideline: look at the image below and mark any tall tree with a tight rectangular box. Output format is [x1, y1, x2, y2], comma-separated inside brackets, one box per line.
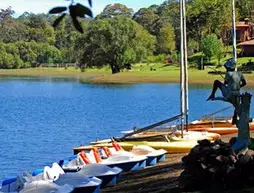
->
[22, 14, 56, 44]
[236, 0, 254, 20]
[0, 7, 27, 43]
[187, 0, 231, 51]
[133, 8, 159, 35]
[77, 16, 155, 73]
[97, 4, 134, 19]
[156, 0, 180, 50]
[157, 24, 176, 54]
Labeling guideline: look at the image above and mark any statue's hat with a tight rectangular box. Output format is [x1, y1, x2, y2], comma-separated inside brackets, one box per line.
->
[224, 59, 236, 70]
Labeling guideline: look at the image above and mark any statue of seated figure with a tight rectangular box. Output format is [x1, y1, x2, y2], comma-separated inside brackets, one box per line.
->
[207, 59, 250, 153]
[207, 59, 246, 103]
[207, 59, 246, 125]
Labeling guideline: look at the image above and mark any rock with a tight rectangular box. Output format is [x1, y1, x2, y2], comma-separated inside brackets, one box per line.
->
[246, 150, 254, 159]
[180, 139, 254, 192]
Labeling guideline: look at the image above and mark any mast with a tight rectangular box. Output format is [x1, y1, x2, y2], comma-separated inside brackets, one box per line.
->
[180, 0, 185, 138]
[232, 0, 237, 63]
[183, 0, 189, 132]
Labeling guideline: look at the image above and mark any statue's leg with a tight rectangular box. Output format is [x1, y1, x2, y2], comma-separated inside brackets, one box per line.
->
[232, 96, 241, 125]
[206, 80, 223, 101]
[232, 109, 238, 125]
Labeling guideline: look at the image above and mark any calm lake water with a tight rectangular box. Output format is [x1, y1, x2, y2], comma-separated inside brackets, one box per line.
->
[0, 76, 254, 182]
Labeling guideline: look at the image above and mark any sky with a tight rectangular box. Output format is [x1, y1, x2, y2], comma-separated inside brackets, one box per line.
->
[0, 0, 165, 16]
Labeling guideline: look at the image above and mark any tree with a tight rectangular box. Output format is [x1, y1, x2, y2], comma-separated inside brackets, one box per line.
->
[156, 0, 180, 49]
[77, 16, 155, 74]
[133, 8, 159, 35]
[0, 7, 14, 26]
[22, 14, 56, 44]
[202, 34, 224, 63]
[0, 41, 24, 69]
[0, 7, 27, 43]
[186, 0, 231, 51]
[156, 24, 175, 54]
[54, 17, 84, 62]
[236, 0, 254, 19]
[215, 39, 224, 65]
[97, 4, 134, 19]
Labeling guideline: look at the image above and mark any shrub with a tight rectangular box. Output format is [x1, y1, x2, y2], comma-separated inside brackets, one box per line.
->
[147, 54, 166, 63]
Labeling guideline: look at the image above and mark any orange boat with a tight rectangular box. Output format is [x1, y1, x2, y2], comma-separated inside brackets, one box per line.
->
[187, 119, 254, 135]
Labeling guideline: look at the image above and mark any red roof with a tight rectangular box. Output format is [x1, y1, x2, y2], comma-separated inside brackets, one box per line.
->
[238, 39, 254, 46]
[236, 22, 250, 28]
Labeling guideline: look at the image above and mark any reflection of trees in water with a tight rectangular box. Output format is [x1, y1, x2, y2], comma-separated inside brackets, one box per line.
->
[79, 81, 135, 89]
[0, 76, 81, 83]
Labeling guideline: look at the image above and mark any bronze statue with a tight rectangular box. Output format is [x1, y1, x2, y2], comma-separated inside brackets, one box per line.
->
[207, 59, 251, 153]
[207, 59, 246, 103]
[207, 59, 246, 124]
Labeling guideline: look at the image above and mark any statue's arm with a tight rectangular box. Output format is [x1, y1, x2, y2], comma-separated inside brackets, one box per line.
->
[240, 73, 247, 88]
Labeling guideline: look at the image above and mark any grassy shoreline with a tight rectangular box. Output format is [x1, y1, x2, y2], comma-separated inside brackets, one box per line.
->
[0, 67, 254, 85]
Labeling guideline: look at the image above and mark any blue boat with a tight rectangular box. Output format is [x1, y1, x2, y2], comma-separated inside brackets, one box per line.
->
[60, 157, 122, 188]
[129, 145, 167, 164]
[86, 149, 147, 172]
[77, 164, 122, 188]
[0, 177, 74, 193]
[29, 163, 102, 193]
[54, 174, 101, 193]
[101, 145, 167, 166]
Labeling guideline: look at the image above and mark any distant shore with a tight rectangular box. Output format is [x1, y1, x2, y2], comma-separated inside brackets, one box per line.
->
[0, 67, 254, 86]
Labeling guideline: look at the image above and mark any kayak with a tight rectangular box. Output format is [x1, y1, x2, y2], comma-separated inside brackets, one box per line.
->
[74, 140, 198, 154]
[189, 127, 238, 135]
[187, 119, 254, 134]
[97, 141, 198, 153]
[172, 131, 221, 141]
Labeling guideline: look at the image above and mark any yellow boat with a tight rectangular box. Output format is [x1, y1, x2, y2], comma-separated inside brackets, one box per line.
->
[171, 131, 221, 141]
[73, 140, 198, 154]
[91, 130, 220, 145]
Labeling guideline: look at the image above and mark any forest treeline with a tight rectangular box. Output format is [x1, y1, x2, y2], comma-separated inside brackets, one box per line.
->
[0, 0, 253, 73]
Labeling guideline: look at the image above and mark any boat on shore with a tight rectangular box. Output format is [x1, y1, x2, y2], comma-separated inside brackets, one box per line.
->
[74, 140, 199, 154]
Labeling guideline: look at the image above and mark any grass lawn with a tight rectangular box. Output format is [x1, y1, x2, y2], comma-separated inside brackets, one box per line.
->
[1, 57, 254, 85]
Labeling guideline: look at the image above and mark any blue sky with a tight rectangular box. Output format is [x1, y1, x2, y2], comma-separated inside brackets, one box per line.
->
[0, 0, 165, 16]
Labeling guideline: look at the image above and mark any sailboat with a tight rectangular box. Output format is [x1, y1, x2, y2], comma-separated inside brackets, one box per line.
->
[108, 0, 221, 142]
[73, 0, 225, 154]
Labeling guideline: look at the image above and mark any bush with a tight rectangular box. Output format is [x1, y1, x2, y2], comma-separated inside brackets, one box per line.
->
[147, 54, 166, 63]
[202, 34, 224, 64]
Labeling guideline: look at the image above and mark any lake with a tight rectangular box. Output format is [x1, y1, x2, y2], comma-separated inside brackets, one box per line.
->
[0, 76, 253, 182]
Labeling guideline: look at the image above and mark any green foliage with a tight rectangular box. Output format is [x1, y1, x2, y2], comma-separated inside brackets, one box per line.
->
[0, 41, 24, 69]
[202, 34, 224, 63]
[187, 0, 232, 50]
[0, 0, 253, 71]
[97, 3, 134, 19]
[147, 54, 166, 63]
[188, 39, 199, 55]
[133, 8, 160, 35]
[236, 0, 254, 19]
[156, 24, 175, 54]
[77, 16, 155, 73]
